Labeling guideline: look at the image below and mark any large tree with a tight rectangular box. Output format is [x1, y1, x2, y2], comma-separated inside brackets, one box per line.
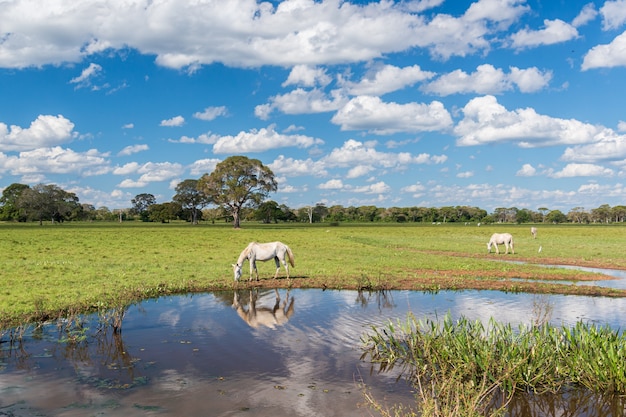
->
[198, 156, 277, 228]
[0, 183, 30, 221]
[173, 179, 210, 224]
[131, 193, 156, 222]
[17, 184, 80, 225]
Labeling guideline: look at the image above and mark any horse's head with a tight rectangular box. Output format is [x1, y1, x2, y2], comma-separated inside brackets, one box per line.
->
[233, 263, 242, 281]
[486, 241, 492, 252]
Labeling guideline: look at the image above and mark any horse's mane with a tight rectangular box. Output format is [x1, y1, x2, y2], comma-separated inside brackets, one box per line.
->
[236, 242, 256, 265]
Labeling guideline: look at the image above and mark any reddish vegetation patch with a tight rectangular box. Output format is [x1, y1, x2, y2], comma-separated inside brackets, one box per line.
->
[236, 252, 626, 298]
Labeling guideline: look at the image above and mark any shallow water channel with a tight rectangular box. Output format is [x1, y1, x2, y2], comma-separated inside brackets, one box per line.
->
[3, 272, 626, 416]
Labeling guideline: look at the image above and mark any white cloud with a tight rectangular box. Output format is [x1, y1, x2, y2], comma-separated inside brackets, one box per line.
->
[193, 106, 228, 121]
[582, 31, 626, 70]
[599, 0, 626, 30]
[283, 65, 331, 87]
[455, 95, 600, 147]
[212, 125, 324, 154]
[346, 165, 374, 178]
[510, 19, 578, 49]
[318, 179, 344, 190]
[160, 116, 185, 127]
[0, 115, 75, 152]
[255, 88, 346, 120]
[69, 63, 103, 88]
[516, 163, 537, 176]
[269, 155, 328, 177]
[456, 171, 474, 178]
[113, 162, 140, 175]
[422, 64, 551, 96]
[0, 0, 529, 70]
[561, 131, 626, 163]
[188, 158, 221, 176]
[331, 96, 453, 134]
[3, 146, 109, 177]
[353, 181, 390, 194]
[549, 163, 614, 178]
[118, 144, 149, 156]
[344, 64, 435, 96]
[572, 3, 597, 28]
[323, 139, 447, 177]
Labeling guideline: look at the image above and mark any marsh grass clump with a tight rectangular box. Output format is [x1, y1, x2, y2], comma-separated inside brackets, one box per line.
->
[361, 313, 626, 417]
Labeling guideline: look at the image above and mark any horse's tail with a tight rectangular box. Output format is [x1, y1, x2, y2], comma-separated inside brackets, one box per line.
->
[285, 245, 295, 267]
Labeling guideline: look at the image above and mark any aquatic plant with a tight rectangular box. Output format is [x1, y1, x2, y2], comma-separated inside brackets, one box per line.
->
[361, 313, 626, 416]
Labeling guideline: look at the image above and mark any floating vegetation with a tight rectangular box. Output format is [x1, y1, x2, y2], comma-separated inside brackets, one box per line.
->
[361, 313, 626, 416]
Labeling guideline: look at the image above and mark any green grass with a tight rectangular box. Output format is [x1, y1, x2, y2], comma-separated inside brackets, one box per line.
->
[1, 221, 626, 327]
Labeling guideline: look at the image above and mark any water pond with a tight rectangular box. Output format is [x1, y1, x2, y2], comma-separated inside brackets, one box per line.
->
[2, 283, 626, 416]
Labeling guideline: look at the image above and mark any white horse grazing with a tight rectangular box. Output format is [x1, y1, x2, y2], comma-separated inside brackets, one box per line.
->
[487, 233, 514, 254]
[530, 227, 537, 239]
[233, 241, 295, 281]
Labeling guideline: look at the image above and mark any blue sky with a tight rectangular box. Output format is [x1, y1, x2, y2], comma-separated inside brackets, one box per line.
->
[1, 0, 626, 213]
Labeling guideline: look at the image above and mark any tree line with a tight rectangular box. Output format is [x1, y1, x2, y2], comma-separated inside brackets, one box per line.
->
[1, 156, 625, 226]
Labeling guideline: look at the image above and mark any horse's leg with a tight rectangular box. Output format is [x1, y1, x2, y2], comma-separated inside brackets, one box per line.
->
[273, 256, 280, 278]
[495, 244, 500, 254]
[249, 257, 257, 281]
[281, 254, 290, 278]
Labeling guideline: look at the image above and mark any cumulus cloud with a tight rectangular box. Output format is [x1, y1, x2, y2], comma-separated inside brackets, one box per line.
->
[160, 116, 185, 127]
[269, 155, 328, 177]
[0, 115, 75, 152]
[117, 161, 184, 188]
[0, 0, 530, 70]
[212, 125, 324, 154]
[516, 163, 537, 176]
[455, 95, 601, 147]
[283, 65, 332, 88]
[582, 31, 626, 70]
[572, 3, 597, 28]
[331, 96, 453, 134]
[422, 64, 551, 96]
[118, 144, 149, 156]
[318, 179, 344, 190]
[3, 146, 109, 177]
[323, 139, 446, 169]
[343, 64, 435, 96]
[255, 88, 346, 120]
[188, 158, 221, 176]
[510, 19, 579, 49]
[599, 0, 626, 30]
[561, 131, 626, 163]
[193, 106, 228, 121]
[549, 163, 614, 178]
[69, 63, 103, 89]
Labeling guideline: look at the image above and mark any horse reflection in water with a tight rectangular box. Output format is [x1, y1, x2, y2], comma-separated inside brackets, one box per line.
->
[232, 289, 295, 329]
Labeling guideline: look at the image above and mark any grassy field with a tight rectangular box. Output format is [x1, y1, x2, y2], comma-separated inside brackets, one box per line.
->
[1, 221, 626, 327]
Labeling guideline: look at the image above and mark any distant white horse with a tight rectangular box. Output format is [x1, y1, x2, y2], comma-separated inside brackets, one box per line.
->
[487, 233, 514, 254]
[233, 241, 295, 281]
[530, 227, 537, 239]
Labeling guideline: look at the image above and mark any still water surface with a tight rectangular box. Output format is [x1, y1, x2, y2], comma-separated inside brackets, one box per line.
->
[2, 283, 626, 416]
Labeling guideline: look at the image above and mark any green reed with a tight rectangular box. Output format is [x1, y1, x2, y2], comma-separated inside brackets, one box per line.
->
[361, 314, 626, 416]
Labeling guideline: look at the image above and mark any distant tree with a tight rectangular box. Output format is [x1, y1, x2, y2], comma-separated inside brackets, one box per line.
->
[545, 209, 567, 224]
[198, 156, 277, 229]
[148, 202, 182, 223]
[0, 183, 30, 221]
[131, 193, 156, 222]
[173, 179, 210, 224]
[591, 204, 611, 223]
[17, 184, 80, 225]
[255, 200, 281, 223]
[538, 207, 549, 222]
